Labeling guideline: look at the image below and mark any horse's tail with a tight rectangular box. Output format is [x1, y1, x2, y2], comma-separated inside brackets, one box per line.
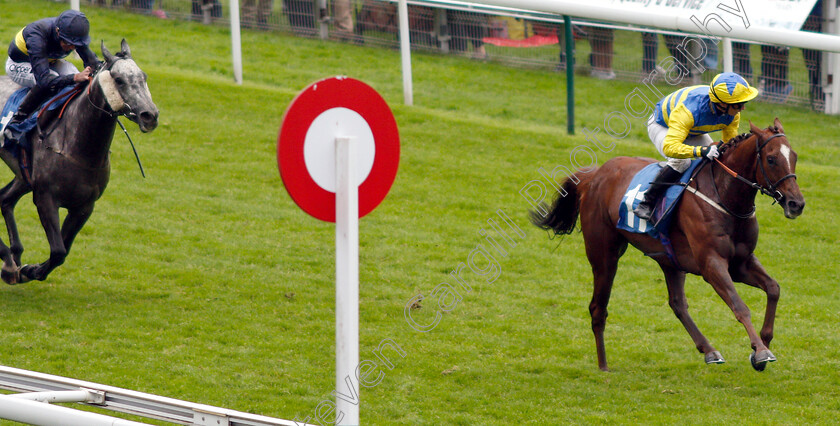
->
[529, 176, 583, 235]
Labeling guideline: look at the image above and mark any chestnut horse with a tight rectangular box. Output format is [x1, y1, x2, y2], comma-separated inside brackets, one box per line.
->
[531, 119, 804, 371]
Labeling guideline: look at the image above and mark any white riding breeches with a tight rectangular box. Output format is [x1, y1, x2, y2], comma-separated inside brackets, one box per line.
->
[647, 115, 713, 173]
[5, 57, 79, 88]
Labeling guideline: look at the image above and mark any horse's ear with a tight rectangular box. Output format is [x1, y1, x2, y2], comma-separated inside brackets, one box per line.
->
[120, 38, 131, 58]
[102, 40, 114, 64]
[749, 120, 761, 135]
[773, 117, 784, 133]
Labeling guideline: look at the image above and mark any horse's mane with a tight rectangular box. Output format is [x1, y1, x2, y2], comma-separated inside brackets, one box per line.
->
[719, 124, 783, 156]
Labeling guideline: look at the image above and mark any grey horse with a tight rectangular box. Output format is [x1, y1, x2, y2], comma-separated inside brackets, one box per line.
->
[0, 39, 158, 284]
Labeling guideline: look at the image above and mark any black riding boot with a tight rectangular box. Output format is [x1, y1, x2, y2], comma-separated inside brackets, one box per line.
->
[3, 85, 53, 143]
[634, 165, 683, 221]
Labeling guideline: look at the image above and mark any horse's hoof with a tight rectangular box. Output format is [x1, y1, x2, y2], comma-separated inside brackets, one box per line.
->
[16, 265, 33, 284]
[704, 351, 725, 364]
[1, 265, 20, 285]
[750, 349, 776, 372]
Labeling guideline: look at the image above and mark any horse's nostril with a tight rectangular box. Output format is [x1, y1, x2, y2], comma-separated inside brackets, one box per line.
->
[140, 111, 157, 123]
[787, 200, 804, 213]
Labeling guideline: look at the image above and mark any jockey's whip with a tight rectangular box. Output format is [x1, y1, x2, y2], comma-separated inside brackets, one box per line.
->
[117, 118, 145, 178]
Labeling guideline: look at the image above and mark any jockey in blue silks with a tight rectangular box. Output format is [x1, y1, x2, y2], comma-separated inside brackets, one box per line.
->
[4, 10, 100, 143]
[634, 72, 760, 221]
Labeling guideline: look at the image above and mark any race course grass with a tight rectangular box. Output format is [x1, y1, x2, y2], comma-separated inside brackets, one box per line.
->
[1, 1, 839, 424]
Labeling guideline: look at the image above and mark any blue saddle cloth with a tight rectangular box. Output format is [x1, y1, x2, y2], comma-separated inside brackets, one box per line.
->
[1, 85, 76, 152]
[617, 159, 703, 237]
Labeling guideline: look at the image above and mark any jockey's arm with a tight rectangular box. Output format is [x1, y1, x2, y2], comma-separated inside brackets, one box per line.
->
[721, 113, 740, 143]
[662, 105, 698, 159]
[76, 44, 100, 70]
[25, 45, 74, 91]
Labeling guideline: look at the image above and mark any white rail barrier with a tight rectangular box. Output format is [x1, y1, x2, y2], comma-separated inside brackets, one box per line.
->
[0, 365, 311, 426]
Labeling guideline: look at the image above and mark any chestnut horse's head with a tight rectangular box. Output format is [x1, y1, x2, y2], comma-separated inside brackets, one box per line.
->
[745, 118, 805, 218]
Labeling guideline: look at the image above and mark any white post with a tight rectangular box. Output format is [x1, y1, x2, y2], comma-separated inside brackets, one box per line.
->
[721, 37, 733, 73]
[230, 0, 244, 84]
[398, 0, 414, 106]
[826, 0, 839, 114]
[334, 136, 359, 425]
[70, 0, 80, 11]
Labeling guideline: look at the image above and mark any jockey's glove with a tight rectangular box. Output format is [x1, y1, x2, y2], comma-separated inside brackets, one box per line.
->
[699, 145, 720, 159]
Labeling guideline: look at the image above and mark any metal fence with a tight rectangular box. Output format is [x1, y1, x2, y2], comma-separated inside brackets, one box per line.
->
[89, 0, 827, 111]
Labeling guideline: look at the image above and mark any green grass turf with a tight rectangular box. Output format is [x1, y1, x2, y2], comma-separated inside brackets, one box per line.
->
[0, 0, 839, 424]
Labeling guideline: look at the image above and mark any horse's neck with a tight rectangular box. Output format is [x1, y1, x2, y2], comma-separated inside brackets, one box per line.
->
[714, 137, 759, 206]
[71, 84, 117, 146]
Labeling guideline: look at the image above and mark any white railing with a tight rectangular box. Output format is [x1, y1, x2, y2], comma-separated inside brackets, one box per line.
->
[0, 365, 311, 426]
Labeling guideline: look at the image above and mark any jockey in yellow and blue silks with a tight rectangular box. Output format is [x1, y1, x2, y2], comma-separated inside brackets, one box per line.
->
[634, 72, 759, 221]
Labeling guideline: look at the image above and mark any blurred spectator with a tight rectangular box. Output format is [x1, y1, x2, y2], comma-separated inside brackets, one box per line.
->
[192, 0, 222, 24]
[447, 10, 488, 60]
[644, 32, 716, 83]
[354, 2, 436, 48]
[663, 34, 699, 84]
[641, 32, 666, 81]
[356, 0, 396, 37]
[407, 5, 437, 48]
[242, 0, 273, 29]
[760, 45, 791, 103]
[531, 20, 571, 72]
[588, 26, 614, 79]
[732, 42, 753, 80]
[701, 37, 718, 72]
[332, 0, 354, 40]
[129, 0, 153, 9]
[802, 0, 824, 107]
[283, 0, 316, 35]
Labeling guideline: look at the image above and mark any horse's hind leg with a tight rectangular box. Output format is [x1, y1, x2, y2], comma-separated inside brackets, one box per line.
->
[1, 178, 33, 266]
[660, 264, 724, 364]
[0, 178, 31, 284]
[583, 225, 628, 371]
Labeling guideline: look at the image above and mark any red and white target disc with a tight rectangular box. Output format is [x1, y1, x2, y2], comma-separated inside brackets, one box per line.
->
[278, 77, 400, 222]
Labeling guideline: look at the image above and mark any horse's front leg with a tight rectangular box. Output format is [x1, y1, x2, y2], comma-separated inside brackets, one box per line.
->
[731, 255, 780, 348]
[700, 255, 775, 370]
[19, 194, 69, 282]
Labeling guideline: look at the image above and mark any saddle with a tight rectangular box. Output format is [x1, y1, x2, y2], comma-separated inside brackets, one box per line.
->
[617, 159, 705, 266]
[1, 85, 79, 181]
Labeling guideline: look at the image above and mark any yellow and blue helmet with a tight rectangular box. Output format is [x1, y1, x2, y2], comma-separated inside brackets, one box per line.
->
[709, 72, 759, 104]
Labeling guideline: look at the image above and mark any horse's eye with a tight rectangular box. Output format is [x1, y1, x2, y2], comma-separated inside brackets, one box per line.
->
[767, 156, 777, 165]
[114, 77, 126, 86]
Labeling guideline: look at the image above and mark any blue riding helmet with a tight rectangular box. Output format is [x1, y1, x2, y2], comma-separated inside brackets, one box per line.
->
[56, 10, 91, 47]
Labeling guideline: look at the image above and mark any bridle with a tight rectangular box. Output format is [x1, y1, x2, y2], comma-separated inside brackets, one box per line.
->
[710, 132, 797, 218]
[46, 58, 146, 177]
[86, 58, 137, 120]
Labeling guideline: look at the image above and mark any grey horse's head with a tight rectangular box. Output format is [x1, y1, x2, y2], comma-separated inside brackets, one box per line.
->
[99, 39, 158, 133]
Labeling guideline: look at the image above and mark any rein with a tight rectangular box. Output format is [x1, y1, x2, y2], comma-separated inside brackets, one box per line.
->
[38, 85, 84, 118]
[72, 62, 146, 177]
